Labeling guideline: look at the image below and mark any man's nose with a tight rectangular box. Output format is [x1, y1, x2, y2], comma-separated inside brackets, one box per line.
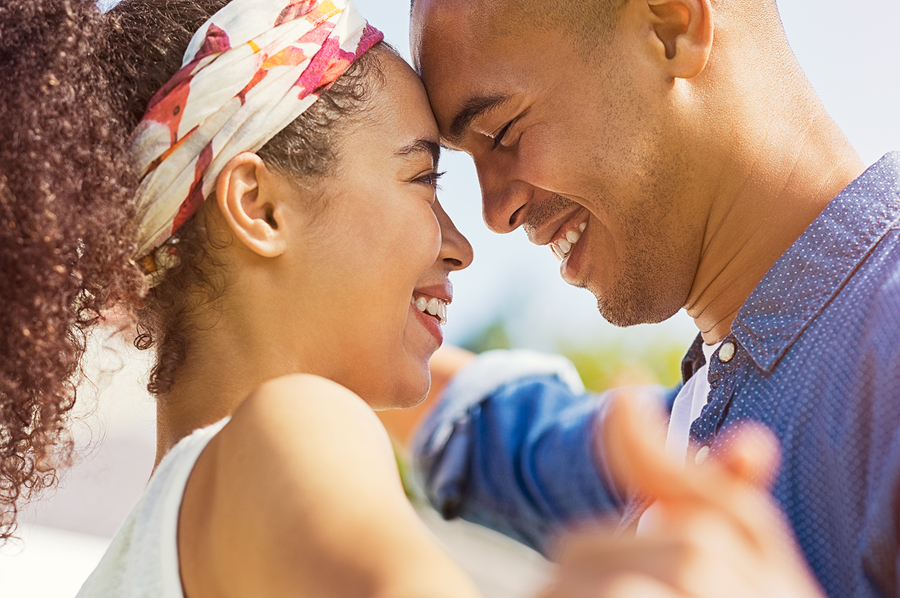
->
[474, 155, 530, 234]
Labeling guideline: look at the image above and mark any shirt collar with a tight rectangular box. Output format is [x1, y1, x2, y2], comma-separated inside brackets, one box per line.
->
[731, 152, 900, 372]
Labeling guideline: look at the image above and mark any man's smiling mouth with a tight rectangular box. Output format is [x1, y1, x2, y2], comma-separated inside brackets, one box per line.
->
[551, 220, 587, 260]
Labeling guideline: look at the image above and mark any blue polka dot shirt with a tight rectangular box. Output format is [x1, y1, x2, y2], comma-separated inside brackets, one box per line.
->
[415, 153, 900, 598]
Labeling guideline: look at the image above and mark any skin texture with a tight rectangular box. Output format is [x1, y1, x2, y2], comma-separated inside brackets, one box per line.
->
[377, 345, 475, 448]
[412, 0, 865, 342]
[169, 53, 480, 598]
[412, 0, 860, 595]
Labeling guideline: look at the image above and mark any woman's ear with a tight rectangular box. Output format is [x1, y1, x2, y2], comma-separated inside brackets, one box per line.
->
[215, 152, 287, 259]
[645, 0, 714, 80]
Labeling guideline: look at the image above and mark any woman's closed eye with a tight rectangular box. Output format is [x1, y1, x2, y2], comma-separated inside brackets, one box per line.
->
[416, 170, 446, 189]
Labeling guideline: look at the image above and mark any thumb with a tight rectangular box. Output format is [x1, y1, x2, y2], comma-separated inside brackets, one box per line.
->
[601, 390, 701, 502]
[713, 423, 781, 491]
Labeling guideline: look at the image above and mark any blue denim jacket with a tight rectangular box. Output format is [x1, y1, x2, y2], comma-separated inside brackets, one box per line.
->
[413, 153, 900, 598]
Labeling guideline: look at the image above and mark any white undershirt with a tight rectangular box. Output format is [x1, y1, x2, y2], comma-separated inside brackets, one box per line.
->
[636, 341, 721, 533]
[663, 341, 722, 462]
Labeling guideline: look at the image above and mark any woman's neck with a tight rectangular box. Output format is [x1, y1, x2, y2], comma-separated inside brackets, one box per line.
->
[152, 301, 316, 469]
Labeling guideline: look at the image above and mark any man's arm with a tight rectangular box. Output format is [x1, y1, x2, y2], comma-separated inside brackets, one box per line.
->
[411, 349, 674, 555]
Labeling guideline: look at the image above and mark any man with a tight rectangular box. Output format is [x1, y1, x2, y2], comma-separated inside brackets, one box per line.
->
[408, 0, 900, 596]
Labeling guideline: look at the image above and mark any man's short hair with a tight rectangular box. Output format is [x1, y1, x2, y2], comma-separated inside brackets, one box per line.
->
[514, 0, 628, 47]
[413, 0, 628, 52]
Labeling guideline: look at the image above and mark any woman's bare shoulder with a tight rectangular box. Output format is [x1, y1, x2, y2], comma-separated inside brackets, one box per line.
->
[203, 373, 404, 537]
[226, 373, 394, 459]
[179, 374, 471, 598]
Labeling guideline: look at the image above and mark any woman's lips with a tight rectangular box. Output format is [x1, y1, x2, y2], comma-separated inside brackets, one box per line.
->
[411, 293, 448, 324]
[410, 302, 444, 345]
[409, 284, 452, 345]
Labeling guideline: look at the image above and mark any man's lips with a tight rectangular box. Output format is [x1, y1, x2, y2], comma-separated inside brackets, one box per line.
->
[526, 205, 591, 247]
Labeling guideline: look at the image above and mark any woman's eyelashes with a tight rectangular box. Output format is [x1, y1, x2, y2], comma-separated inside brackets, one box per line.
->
[416, 170, 446, 189]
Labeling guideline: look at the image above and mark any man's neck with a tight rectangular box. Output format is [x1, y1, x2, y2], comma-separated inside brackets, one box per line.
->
[684, 109, 865, 344]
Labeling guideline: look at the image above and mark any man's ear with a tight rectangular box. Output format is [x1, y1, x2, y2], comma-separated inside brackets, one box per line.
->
[215, 152, 286, 259]
[645, 0, 713, 79]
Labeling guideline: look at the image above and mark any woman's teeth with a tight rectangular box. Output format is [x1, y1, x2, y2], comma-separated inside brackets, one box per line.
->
[413, 295, 448, 325]
[551, 221, 587, 260]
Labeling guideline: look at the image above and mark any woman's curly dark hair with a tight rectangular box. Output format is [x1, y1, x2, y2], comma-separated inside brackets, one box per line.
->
[102, 0, 389, 397]
[0, 0, 390, 542]
[0, 0, 144, 541]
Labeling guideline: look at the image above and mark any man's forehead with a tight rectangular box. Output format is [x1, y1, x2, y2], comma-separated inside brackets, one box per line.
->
[416, 45, 516, 141]
[412, 0, 565, 141]
[411, 0, 525, 67]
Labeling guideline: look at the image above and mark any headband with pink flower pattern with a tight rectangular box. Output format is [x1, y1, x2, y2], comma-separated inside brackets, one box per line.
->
[131, 0, 383, 282]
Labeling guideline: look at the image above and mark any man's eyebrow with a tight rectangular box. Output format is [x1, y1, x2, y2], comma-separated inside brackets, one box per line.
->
[396, 139, 441, 167]
[447, 94, 512, 144]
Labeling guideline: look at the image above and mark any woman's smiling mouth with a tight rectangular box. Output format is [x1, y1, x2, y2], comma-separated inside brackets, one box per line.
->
[411, 293, 448, 324]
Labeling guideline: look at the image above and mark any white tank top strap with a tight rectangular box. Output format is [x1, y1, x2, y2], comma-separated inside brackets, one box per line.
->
[77, 417, 230, 598]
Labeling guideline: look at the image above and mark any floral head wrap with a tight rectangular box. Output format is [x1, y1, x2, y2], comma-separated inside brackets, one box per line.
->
[131, 0, 383, 278]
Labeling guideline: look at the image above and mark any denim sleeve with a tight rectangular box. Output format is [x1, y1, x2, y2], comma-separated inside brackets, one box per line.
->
[412, 349, 660, 555]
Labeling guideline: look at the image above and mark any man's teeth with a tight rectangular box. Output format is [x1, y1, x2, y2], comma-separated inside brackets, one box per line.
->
[551, 221, 587, 261]
[413, 295, 448, 324]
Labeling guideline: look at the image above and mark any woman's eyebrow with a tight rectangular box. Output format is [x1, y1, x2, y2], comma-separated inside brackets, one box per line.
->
[396, 139, 441, 167]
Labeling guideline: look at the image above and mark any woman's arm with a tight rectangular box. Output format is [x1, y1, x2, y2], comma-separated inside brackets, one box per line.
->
[178, 374, 481, 598]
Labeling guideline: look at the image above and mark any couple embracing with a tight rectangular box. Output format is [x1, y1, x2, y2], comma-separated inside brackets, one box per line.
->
[1, 0, 897, 597]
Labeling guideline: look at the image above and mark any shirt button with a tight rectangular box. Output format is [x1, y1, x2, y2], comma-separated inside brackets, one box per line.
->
[718, 341, 736, 363]
[695, 445, 711, 465]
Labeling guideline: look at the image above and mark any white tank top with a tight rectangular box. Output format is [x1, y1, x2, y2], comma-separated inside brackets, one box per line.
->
[77, 418, 230, 598]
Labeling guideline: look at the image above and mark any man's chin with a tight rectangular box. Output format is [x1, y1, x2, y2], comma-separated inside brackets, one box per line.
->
[593, 287, 681, 328]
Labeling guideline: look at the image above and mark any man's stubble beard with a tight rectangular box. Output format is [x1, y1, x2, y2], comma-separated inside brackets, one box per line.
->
[586, 160, 696, 328]
[520, 175, 694, 328]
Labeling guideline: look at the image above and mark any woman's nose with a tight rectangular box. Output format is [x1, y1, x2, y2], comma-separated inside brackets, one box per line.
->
[434, 199, 474, 271]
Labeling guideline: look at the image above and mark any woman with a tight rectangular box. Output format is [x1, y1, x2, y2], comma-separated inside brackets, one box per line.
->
[0, 1, 832, 597]
[5, 0, 482, 595]
[92, 0, 490, 594]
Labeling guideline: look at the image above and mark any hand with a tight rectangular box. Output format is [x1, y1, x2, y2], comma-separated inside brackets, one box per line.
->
[540, 391, 826, 598]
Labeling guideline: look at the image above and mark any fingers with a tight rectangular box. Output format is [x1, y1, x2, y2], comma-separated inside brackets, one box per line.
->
[552, 515, 758, 598]
[598, 575, 691, 598]
[602, 391, 705, 503]
[540, 570, 690, 598]
[548, 515, 826, 598]
[713, 422, 781, 491]
[600, 393, 790, 551]
[561, 394, 827, 598]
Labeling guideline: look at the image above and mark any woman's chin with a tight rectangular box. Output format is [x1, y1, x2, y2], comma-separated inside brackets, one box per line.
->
[391, 380, 431, 410]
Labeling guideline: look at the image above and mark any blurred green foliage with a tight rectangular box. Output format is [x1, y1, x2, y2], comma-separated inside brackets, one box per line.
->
[461, 321, 512, 354]
[562, 342, 685, 392]
[461, 318, 686, 392]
